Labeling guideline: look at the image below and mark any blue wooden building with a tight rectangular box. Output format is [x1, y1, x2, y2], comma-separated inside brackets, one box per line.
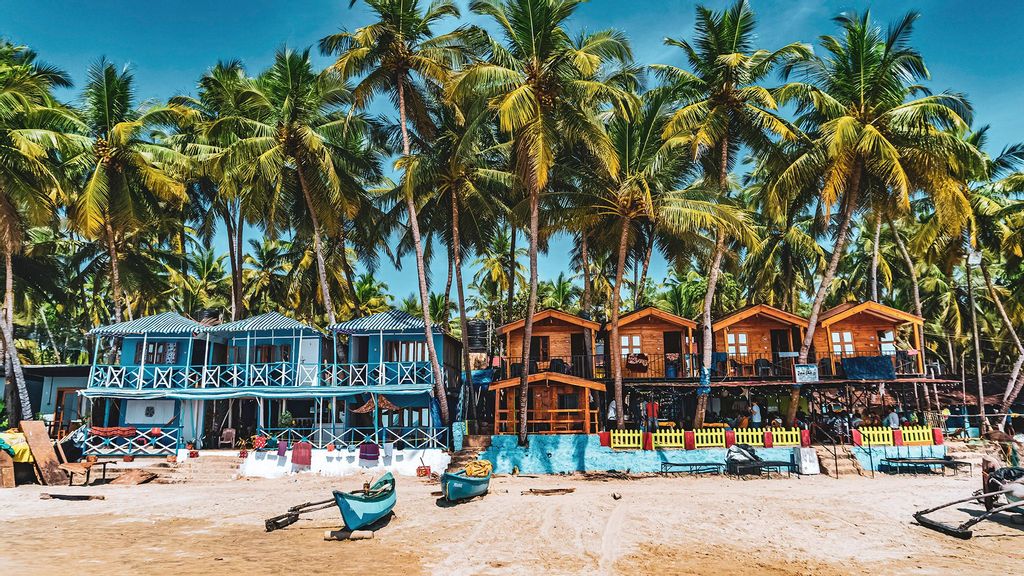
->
[81, 310, 458, 458]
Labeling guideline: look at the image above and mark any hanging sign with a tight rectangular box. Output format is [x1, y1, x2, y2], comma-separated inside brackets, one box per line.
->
[794, 364, 819, 383]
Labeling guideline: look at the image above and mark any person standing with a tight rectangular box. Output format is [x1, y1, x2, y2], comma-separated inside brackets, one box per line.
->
[884, 407, 900, 429]
[750, 400, 762, 428]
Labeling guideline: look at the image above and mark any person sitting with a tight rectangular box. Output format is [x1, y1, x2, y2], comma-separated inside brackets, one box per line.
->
[850, 412, 864, 429]
[736, 412, 750, 429]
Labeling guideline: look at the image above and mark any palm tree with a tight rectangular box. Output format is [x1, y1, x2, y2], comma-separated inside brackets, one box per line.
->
[243, 238, 294, 313]
[539, 272, 580, 311]
[657, 0, 809, 427]
[215, 48, 381, 327]
[321, 0, 476, 424]
[71, 59, 192, 324]
[774, 11, 977, 424]
[451, 0, 635, 442]
[473, 228, 526, 322]
[351, 273, 393, 315]
[1, 42, 82, 420]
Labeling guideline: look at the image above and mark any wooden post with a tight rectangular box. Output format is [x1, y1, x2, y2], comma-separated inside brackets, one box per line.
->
[138, 332, 148, 389]
[912, 322, 924, 374]
[583, 388, 591, 434]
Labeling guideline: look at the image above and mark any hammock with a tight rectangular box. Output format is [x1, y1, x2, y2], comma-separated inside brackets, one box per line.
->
[351, 395, 401, 413]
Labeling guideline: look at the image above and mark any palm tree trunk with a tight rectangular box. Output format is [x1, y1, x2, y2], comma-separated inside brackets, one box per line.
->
[965, 261, 989, 434]
[507, 225, 517, 324]
[889, 217, 926, 371]
[637, 226, 655, 308]
[695, 226, 726, 429]
[39, 307, 62, 363]
[870, 212, 881, 302]
[397, 75, 449, 425]
[610, 216, 632, 429]
[980, 260, 1023, 355]
[695, 137, 733, 429]
[0, 300, 31, 421]
[224, 212, 239, 320]
[296, 165, 337, 326]
[104, 219, 124, 324]
[451, 190, 475, 421]
[580, 231, 592, 315]
[788, 165, 861, 426]
[443, 249, 454, 322]
[235, 209, 245, 318]
[338, 225, 361, 317]
[517, 187, 540, 445]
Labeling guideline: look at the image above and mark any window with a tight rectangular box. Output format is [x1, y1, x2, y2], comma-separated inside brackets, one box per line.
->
[386, 341, 427, 362]
[727, 333, 749, 356]
[557, 393, 580, 410]
[879, 330, 896, 355]
[620, 334, 641, 355]
[529, 336, 550, 361]
[135, 341, 177, 364]
[831, 331, 854, 355]
[256, 345, 274, 364]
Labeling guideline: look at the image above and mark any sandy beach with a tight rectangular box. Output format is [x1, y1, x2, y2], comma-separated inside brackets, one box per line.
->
[1, 471, 1020, 575]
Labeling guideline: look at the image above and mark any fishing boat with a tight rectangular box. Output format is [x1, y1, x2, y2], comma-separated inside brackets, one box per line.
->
[441, 469, 491, 502]
[333, 472, 397, 530]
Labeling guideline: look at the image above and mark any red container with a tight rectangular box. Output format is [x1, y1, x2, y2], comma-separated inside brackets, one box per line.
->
[931, 428, 944, 446]
[598, 431, 611, 447]
[416, 466, 431, 477]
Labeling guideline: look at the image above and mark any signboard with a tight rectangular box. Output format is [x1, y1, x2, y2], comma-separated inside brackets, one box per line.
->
[777, 351, 800, 358]
[794, 363, 819, 383]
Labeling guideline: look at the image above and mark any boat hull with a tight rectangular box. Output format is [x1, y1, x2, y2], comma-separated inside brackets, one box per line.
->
[441, 470, 491, 502]
[333, 473, 396, 530]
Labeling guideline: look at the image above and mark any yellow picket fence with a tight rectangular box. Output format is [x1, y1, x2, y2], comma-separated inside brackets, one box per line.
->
[652, 430, 687, 448]
[734, 428, 764, 446]
[695, 428, 726, 448]
[610, 430, 643, 449]
[771, 428, 802, 446]
[900, 426, 934, 446]
[860, 426, 894, 446]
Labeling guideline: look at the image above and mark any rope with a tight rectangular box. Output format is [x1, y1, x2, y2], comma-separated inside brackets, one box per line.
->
[465, 459, 493, 478]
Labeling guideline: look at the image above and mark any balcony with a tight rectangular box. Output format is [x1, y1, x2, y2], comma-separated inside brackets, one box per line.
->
[816, 350, 921, 378]
[87, 361, 436, 389]
[496, 354, 701, 381]
[711, 353, 797, 378]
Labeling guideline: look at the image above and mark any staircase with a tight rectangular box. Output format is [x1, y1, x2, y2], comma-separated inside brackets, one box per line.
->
[447, 435, 491, 473]
[138, 455, 243, 484]
[814, 444, 864, 477]
[944, 440, 1005, 470]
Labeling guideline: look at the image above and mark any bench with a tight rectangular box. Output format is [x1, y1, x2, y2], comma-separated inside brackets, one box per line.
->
[728, 459, 796, 479]
[881, 457, 973, 477]
[660, 462, 724, 475]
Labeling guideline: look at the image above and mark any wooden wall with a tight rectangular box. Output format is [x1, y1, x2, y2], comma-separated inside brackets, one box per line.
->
[713, 316, 799, 357]
[619, 317, 694, 355]
[812, 315, 899, 357]
[505, 317, 594, 360]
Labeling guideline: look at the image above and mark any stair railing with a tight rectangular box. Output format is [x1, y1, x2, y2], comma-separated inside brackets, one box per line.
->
[814, 424, 841, 480]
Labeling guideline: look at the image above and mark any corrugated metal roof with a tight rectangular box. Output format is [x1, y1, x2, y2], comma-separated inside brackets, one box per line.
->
[328, 309, 426, 334]
[90, 312, 203, 336]
[205, 311, 320, 334]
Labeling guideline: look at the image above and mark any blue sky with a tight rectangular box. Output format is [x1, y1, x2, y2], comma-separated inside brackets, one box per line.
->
[5, 0, 1024, 298]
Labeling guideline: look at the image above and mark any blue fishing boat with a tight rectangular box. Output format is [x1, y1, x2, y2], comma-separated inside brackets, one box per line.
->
[333, 472, 397, 530]
[441, 469, 491, 502]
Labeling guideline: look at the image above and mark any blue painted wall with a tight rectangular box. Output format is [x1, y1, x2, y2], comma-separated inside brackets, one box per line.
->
[348, 331, 448, 365]
[120, 334, 196, 366]
[480, 434, 799, 474]
[850, 445, 947, 472]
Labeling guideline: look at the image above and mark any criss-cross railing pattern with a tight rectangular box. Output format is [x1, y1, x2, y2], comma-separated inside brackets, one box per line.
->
[88, 361, 436, 389]
[84, 426, 181, 456]
[257, 426, 446, 450]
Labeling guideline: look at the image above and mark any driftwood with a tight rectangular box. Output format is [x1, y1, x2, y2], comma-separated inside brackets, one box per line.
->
[109, 469, 157, 485]
[20, 421, 65, 486]
[521, 488, 575, 496]
[40, 493, 106, 501]
[323, 529, 374, 541]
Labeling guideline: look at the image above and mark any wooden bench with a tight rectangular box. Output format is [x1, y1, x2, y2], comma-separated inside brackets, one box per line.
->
[728, 459, 795, 479]
[56, 441, 115, 486]
[881, 457, 972, 477]
[660, 462, 724, 475]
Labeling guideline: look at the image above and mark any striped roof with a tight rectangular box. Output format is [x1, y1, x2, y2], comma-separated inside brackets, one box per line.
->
[206, 311, 321, 334]
[328, 309, 425, 334]
[90, 312, 203, 336]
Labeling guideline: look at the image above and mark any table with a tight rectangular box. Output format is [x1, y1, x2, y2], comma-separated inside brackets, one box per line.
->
[660, 462, 724, 475]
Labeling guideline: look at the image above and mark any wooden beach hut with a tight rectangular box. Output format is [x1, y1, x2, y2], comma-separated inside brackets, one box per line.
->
[711, 304, 809, 378]
[615, 307, 697, 379]
[813, 301, 925, 376]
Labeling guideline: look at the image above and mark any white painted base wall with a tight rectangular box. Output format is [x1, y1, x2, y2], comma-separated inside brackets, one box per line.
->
[238, 448, 451, 478]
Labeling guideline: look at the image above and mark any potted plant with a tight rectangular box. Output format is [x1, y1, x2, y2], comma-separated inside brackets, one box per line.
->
[665, 353, 681, 379]
[237, 437, 250, 459]
[279, 410, 294, 428]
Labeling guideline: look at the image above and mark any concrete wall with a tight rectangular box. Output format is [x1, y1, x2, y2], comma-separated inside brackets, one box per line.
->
[850, 444, 947, 472]
[479, 434, 798, 475]
[239, 446, 450, 478]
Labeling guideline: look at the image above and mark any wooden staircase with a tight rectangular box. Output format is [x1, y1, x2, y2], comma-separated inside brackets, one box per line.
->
[447, 435, 491, 473]
[814, 445, 864, 477]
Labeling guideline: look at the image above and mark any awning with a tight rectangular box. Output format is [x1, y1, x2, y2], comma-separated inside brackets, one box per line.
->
[328, 309, 425, 334]
[78, 384, 432, 400]
[205, 311, 322, 335]
[90, 312, 203, 336]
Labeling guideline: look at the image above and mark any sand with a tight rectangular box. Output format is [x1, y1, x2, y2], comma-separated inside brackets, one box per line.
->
[1, 471, 1020, 575]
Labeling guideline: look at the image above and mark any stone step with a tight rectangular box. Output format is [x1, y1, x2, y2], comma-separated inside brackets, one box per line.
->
[463, 435, 492, 449]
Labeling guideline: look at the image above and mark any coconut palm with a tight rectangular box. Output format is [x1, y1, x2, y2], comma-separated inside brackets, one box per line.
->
[321, 0, 477, 424]
[774, 11, 977, 424]
[657, 0, 810, 427]
[214, 48, 382, 326]
[450, 0, 635, 442]
[70, 59, 193, 324]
